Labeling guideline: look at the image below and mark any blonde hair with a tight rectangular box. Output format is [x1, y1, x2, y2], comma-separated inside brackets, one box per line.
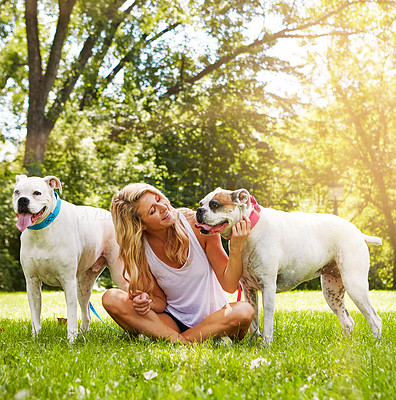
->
[111, 183, 189, 297]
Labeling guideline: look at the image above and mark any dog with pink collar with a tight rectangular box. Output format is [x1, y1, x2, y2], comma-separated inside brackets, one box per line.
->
[196, 187, 382, 344]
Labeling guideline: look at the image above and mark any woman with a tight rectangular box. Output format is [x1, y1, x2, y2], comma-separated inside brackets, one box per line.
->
[102, 183, 254, 343]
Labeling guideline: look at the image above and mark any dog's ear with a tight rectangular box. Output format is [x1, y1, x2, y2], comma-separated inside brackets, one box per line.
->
[15, 174, 28, 183]
[231, 189, 250, 205]
[43, 176, 63, 194]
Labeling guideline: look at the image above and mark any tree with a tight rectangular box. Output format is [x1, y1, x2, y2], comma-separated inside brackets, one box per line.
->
[328, 43, 396, 288]
[287, 2, 396, 287]
[0, 0, 386, 173]
[138, 76, 278, 208]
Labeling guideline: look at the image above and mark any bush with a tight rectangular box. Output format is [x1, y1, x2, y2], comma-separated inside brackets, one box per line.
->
[0, 249, 25, 291]
[369, 261, 393, 290]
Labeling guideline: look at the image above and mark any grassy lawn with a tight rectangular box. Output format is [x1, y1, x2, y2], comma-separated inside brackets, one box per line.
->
[0, 290, 395, 399]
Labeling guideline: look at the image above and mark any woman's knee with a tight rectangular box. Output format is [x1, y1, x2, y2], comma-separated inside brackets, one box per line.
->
[238, 302, 255, 325]
[229, 302, 254, 327]
[102, 288, 126, 313]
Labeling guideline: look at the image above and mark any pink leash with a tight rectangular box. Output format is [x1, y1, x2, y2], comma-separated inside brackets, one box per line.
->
[237, 282, 242, 301]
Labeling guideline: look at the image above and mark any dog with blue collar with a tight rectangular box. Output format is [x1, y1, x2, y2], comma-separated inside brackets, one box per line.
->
[13, 175, 128, 342]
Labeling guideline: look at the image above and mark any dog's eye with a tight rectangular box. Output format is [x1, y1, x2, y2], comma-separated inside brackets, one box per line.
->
[209, 200, 221, 210]
[33, 191, 42, 196]
[14, 190, 19, 196]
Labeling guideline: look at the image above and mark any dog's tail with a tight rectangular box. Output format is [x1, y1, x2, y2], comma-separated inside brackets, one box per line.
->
[364, 235, 382, 246]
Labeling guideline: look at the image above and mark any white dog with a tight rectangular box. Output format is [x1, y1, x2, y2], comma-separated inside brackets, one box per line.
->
[195, 187, 382, 343]
[13, 175, 128, 341]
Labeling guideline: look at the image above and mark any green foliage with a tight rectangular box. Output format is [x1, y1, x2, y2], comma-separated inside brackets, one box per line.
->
[284, 4, 396, 287]
[0, 155, 24, 289]
[0, 0, 395, 291]
[0, 159, 22, 260]
[0, 1, 27, 114]
[42, 111, 160, 209]
[142, 86, 278, 208]
[0, 249, 24, 291]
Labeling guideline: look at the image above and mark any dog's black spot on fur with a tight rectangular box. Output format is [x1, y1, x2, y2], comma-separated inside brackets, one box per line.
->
[209, 199, 222, 211]
[231, 191, 239, 203]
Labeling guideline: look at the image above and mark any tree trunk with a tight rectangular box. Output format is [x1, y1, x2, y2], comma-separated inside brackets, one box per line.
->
[24, 109, 53, 175]
[24, 0, 75, 174]
[377, 176, 396, 289]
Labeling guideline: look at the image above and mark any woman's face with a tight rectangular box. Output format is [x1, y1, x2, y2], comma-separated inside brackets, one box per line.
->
[138, 191, 175, 232]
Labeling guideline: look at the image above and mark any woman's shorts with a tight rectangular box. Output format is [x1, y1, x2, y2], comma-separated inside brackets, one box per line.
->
[163, 311, 190, 333]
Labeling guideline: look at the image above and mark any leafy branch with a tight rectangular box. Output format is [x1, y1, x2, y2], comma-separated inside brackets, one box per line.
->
[162, 1, 373, 98]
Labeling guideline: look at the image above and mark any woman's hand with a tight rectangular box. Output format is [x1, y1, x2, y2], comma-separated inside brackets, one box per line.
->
[131, 292, 152, 315]
[229, 216, 251, 252]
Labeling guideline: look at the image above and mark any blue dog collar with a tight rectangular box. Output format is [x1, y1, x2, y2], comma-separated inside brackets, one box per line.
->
[28, 192, 61, 230]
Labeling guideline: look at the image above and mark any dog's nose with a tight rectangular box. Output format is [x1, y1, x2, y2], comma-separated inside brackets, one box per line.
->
[18, 197, 29, 206]
[196, 207, 205, 223]
[18, 197, 30, 212]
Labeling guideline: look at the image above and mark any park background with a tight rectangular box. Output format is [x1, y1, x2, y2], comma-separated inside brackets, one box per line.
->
[0, 0, 395, 292]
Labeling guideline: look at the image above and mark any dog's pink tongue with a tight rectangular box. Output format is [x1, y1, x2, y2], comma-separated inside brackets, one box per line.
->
[16, 213, 33, 232]
[195, 222, 229, 234]
[209, 222, 229, 234]
[195, 222, 212, 231]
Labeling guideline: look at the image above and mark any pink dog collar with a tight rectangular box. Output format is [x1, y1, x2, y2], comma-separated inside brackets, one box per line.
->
[249, 196, 261, 229]
[236, 197, 260, 302]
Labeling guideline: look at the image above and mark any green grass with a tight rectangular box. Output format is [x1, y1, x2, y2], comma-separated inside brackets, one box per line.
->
[0, 291, 395, 399]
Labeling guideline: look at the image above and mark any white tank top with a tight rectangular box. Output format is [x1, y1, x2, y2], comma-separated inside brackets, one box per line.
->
[144, 213, 229, 328]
